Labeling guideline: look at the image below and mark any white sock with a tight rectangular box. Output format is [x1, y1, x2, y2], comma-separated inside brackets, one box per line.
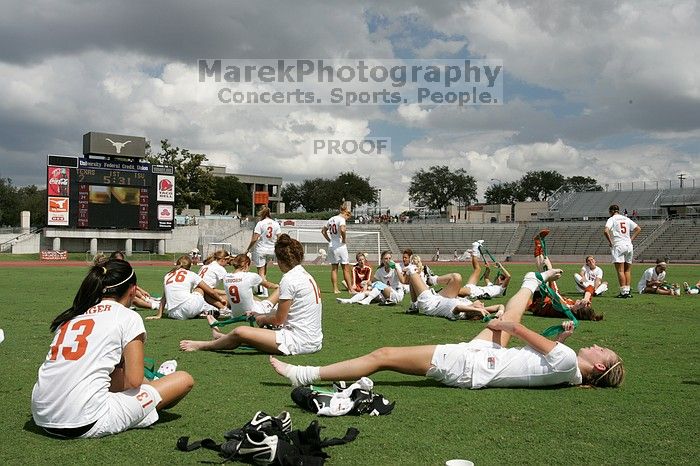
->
[348, 293, 366, 303]
[360, 288, 381, 304]
[595, 283, 608, 295]
[285, 364, 321, 387]
[150, 298, 161, 310]
[521, 272, 540, 293]
[574, 273, 583, 287]
[336, 298, 351, 304]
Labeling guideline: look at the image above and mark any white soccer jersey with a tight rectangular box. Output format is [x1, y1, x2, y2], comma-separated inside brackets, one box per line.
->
[198, 261, 227, 288]
[637, 267, 666, 293]
[605, 214, 638, 247]
[325, 215, 346, 248]
[223, 271, 263, 317]
[374, 263, 404, 291]
[278, 265, 323, 352]
[163, 269, 202, 311]
[32, 300, 146, 428]
[254, 218, 281, 254]
[581, 265, 603, 283]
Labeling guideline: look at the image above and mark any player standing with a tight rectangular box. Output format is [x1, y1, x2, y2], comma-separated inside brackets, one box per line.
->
[604, 204, 641, 298]
[245, 207, 281, 298]
[321, 205, 353, 294]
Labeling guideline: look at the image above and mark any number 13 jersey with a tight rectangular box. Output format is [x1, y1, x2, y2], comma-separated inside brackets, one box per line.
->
[31, 300, 146, 428]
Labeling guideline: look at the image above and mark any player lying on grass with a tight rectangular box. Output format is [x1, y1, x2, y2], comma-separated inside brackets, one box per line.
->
[271, 267, 625, 389]
[637, 260, 680, 295]
[683, 280, 700, 295]
[32, 259, 194, 438]
[403, 254, 446, 313]
[148, 255, 227, 320]
[528, 229, 603, 321]
[401, 258, 503, 320]
[458, 240, 511, 299]
[180, 234, 323, 355]
[335, 250, 405, 305]
[93, 251, 161, 311]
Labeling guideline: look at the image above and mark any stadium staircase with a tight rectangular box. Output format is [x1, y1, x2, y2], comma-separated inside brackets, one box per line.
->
[633, 220, 673, 261]
[379, 223, 400, 255]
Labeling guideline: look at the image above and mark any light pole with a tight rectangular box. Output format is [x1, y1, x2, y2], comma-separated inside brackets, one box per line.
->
[378, 189, 382, 215]
[236, 198, 239, 216]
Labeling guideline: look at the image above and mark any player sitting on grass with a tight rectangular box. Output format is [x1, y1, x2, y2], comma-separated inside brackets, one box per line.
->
[219, 253, 279, 320]
[529, 229, 603, 321]
[336, 250, 405, 306]
[271, 267, 624, 389]
[342, 252, 372, 294]
[148, 255, 227, 321]
[179, 234, 323, 355]
[458, 240, 511, 299]
[31, 259, 194, 438]
[637, 260, 680, 295]
[574, 255, 608, 296]
[197, 249, 233, 313]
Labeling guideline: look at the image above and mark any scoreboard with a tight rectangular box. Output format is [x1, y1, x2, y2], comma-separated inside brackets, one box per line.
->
[47, 155, 175, 230]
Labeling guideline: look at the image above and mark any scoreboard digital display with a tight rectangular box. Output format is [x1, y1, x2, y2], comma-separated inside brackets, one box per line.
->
[47, 155, 175, 230]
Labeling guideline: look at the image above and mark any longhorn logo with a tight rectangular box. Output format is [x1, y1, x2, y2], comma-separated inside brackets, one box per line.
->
[105, 138, 132, 154]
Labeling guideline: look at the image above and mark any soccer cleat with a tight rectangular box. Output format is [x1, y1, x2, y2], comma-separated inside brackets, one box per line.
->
[236, 430, 279, 464]
[615, 293, 627, 298]
[534, 228, 550, 240]
[405, 302, 419, 314]
[683, 282, 690, 293]
[224, 411, 292, 441]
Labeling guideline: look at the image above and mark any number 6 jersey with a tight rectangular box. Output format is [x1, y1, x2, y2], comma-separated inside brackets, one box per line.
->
[31, 300, 146, 428]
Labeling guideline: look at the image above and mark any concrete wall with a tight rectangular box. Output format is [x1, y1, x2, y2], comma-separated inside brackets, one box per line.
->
[11, 233, 40, 254]
[514, 201, 549, 222]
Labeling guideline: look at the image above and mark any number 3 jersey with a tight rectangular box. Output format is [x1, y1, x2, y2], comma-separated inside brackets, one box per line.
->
[32, 300, 146, 428]
[254, 218, 281, 254]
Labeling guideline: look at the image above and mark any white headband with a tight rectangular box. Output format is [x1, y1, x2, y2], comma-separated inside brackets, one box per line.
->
[103, 270, 135, 293]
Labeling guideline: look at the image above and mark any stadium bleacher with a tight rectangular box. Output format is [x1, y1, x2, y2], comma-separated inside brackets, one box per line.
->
[547, 190, 665, 220]
[387, 224, 518, 257]
[636, 219, 700, 262]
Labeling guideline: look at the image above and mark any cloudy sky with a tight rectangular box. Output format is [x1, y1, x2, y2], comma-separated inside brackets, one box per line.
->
[1, 0, 698, 212]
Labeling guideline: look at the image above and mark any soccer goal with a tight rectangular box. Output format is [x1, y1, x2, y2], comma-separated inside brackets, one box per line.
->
[283, 228, 381, 263]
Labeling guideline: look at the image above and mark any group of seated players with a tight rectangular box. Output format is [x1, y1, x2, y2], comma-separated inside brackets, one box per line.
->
[31, 220, 695, 441]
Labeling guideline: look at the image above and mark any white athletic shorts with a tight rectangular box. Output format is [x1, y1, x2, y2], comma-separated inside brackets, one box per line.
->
[82, 384, 161, 438]
[275, 329, 321, 356]
[380, 287, 405, 305]
[251, 299, 275, 315]
[417, 289, 471, 320]
[328, 244, 349, 265]
[426, 339, 501, 388]
[611, 243, 633, 263]
[252, 248, 275, 267]
[168, 293, 206, 320]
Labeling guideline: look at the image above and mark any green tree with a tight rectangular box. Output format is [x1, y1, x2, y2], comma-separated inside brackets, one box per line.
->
[146, 139, 217, 214]
[298, 178, 335, 212]
[17, 185, 47, 227]
[281, 183, 303, 212]
[564, 175, 603, 192]
[408, 165, 477, 211]
[211, 176, 250, 215]
[484, 181, 525, 204]
[335, 172, 377, 208]
[519, 170, 566, 201]
[0, 177, 19, 226]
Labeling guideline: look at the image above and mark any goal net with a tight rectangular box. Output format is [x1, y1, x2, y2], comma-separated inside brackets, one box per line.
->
[283, 228, 381, 263]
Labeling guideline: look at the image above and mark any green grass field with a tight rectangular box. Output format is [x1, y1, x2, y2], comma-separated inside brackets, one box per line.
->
[1, 262, 698, 465]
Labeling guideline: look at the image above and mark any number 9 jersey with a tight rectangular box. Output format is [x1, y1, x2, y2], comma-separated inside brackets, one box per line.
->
[31, 300, 147, 429]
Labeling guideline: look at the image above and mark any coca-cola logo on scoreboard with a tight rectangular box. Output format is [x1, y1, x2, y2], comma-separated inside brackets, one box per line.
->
[47, 167, 70, 197]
